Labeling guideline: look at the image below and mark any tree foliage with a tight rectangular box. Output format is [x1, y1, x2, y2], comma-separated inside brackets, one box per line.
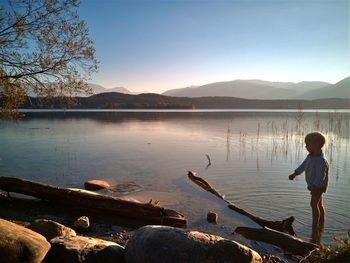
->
[0, 0, 98, 118]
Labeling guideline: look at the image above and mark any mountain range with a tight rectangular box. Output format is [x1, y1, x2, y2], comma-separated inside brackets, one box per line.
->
[84, 77, 350, 100]
[20, 76, 350, 110]
[161, 77, 349, 100]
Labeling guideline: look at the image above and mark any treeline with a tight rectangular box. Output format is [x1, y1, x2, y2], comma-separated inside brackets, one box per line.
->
[22, 92, 350, 109]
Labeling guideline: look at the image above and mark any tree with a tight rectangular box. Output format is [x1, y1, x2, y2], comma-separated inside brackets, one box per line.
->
[0, 0, 98, 118]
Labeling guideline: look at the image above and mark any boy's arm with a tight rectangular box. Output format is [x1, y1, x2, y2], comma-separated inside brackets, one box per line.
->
[289, 157, 308, 180]
[289, 172, 298, 180]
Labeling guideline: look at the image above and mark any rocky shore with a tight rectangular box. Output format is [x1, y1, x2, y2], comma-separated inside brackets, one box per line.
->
[0, 192, 291, 263]
[1, 217, 263, 263]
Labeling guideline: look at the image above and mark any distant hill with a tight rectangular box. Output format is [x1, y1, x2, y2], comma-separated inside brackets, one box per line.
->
[162, 79, 331, 99]
[287, 81, 331, 93]
[87, 83, 131, 95]
[23, 92, 350, 109]
[296, 77, 350, 99]
[162, 80, 294, 99]
[27, 83, 132, 97]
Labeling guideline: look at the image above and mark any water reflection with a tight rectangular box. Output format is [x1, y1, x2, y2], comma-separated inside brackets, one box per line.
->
[0, 111, 349, 245]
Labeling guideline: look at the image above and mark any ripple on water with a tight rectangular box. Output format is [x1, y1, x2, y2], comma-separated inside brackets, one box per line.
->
[1, 111, 349, 245]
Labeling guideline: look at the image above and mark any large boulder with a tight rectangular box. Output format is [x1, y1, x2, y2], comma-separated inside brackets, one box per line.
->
[0, 218, 51, 263]
[84, 180, 110, 191]
[45, 235, 124, 263]
[125, 225, 262, 263]
[29, 219, 76, 241]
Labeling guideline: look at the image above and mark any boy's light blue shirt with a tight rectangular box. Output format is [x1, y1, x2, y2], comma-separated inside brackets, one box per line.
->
[295, 151, 329, 192]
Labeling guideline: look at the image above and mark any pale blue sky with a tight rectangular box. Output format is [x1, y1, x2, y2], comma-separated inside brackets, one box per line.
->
[80, 0, 349, 93]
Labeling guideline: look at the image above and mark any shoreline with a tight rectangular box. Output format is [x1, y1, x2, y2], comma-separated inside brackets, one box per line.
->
[5, 186, 348, 262]
[0, 193, 133, 246]
[0, 190, 295, 263]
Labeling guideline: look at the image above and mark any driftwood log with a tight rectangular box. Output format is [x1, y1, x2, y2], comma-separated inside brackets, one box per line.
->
[235, 227, 318, 256]
[188, 171, 295, 235]
[0, 176, 187, 228]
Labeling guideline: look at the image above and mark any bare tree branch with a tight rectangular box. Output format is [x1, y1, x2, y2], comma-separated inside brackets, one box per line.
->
[0, 0, 98, 118]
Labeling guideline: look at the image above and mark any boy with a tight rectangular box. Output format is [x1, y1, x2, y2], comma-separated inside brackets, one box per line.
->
[289, 132, 329, 229]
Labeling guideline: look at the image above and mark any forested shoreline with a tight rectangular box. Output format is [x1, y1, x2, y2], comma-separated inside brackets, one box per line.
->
[21, 93, 350, 110]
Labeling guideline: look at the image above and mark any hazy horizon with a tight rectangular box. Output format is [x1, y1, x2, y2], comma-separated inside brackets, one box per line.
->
[80, 0, 349, 93]
[90, 76, 344, 95]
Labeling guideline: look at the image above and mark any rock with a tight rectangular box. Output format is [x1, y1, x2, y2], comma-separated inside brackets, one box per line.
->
[125, 225, 262, 263]
[0, 218, 51, 263]
[29, 219, 77, 241]
[74, 216, 90, 230]
[84, 180, 110, 191]
[45, 235, 125, 263]
[207, 211, 218, 224]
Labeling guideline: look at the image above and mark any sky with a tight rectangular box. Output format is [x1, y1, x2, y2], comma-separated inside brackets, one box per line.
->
[79, 0, 349, 93]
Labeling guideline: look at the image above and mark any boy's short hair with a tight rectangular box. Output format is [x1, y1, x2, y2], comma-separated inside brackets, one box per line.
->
[305, 132, 326, 147]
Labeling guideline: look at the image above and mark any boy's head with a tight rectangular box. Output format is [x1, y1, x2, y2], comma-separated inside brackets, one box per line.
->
[305, 132, 326, 154]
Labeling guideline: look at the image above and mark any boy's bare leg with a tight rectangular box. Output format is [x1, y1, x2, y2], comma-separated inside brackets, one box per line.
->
[318, 195, 325, 227]
[310, 189, 322, 227]
[311, 225, 323, 244]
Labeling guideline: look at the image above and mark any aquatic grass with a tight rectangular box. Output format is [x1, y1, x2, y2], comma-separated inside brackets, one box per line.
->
[231, 110, 349, 167]
[226, 126, 231, 161]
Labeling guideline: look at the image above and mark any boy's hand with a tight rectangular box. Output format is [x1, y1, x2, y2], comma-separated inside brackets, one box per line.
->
[289, 173, 296, 180]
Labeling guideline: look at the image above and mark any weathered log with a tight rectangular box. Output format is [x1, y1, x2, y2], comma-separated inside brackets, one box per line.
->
[235, 227, 318, 256]
[0, 176, 187, 228]
[188, 171, 295, 235]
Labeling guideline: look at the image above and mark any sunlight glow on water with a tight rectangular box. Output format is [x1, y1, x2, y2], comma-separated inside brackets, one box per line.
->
[0, 111, 349, 246]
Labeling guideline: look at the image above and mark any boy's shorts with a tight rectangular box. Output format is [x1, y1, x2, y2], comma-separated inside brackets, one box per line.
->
[308, 186, 326, 193]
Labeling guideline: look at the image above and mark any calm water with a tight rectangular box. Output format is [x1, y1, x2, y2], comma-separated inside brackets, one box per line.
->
[0, 110, 349, 249]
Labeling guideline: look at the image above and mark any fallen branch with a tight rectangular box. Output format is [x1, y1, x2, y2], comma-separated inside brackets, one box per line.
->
[188, 171, 295, 235]
[235, 227, 318, 256]
[0, 176, 187, 228]
[188, 171, 223, 199]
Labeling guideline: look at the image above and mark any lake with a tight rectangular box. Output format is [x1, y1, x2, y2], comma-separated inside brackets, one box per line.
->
[0, 110, 349, 249]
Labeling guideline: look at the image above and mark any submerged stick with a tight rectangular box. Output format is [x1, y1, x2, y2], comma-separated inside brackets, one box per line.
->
[205, 154, 211, 169]
[205, 154, 211, 165]
[188, 171, 295, 235]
